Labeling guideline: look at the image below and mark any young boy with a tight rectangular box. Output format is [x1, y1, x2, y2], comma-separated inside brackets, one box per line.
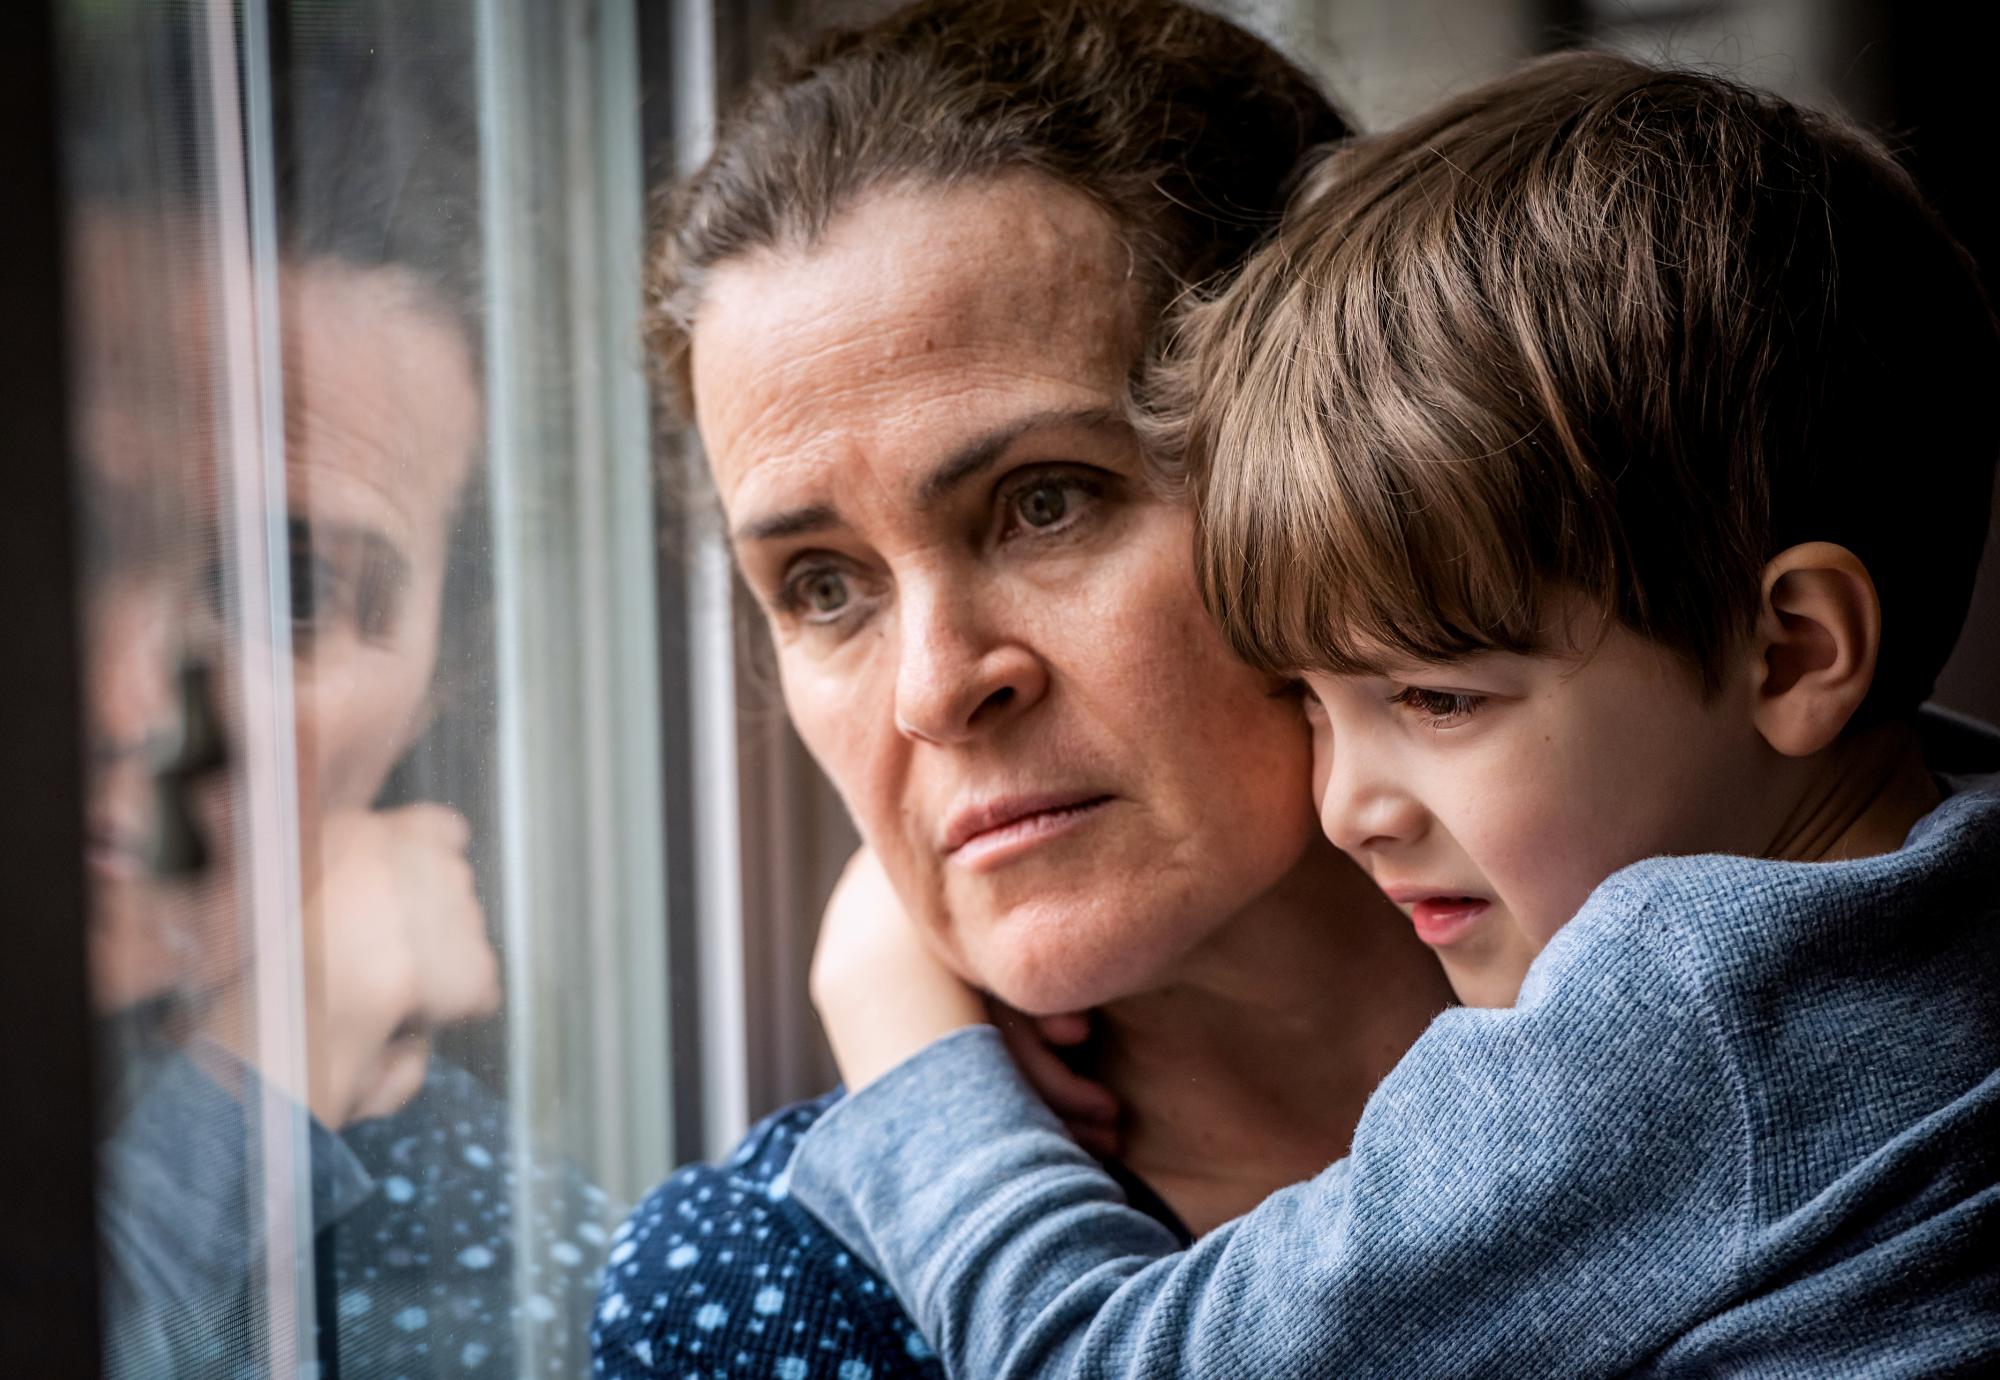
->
[786, 52, 2000, 1376]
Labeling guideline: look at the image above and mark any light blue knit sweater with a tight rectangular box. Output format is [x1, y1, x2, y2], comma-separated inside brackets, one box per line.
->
[791, 760, 2000, 1377]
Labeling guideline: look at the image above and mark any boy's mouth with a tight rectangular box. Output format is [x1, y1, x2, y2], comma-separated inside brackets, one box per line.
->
[1382, 888, 1491, 946]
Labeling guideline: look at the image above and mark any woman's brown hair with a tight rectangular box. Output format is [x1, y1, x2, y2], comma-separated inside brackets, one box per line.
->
[647, 0, 1349, 421]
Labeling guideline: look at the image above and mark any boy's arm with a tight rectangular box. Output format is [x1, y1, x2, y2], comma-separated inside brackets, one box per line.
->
[790, 965, 1750, 1380]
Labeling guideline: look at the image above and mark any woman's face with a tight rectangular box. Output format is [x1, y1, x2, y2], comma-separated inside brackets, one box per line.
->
[692, 175, 1324, 1014]
[83, 250, 478, 1010]
[276, 264, 478, 820]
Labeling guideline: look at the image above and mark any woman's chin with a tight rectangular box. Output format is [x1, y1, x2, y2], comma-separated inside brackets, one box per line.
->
[959, 935, 1153, 1018]
[942, 886, 1226, 1017]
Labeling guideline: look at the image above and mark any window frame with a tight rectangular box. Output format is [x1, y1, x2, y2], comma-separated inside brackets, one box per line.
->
[640, 0, 858, 1165]
[0, 3, 99, 1373]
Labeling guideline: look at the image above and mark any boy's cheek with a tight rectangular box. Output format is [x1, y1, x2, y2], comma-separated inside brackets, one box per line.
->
[1472, 812, 1606, 943]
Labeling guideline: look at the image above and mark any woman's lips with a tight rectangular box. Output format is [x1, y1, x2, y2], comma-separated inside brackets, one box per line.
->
[944, 793, 1115, 871]
[1382, 888, 1492, 947]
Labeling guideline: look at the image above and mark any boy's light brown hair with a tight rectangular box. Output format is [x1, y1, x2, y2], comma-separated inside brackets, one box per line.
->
[1155, 50, 1999, 721]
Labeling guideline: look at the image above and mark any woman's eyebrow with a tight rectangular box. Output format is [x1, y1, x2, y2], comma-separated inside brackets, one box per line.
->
[735, 502, 839, 544]
[293, 515, 412, 584]
[731, 406, 1125, 544]
[916, 406, 1124, 506]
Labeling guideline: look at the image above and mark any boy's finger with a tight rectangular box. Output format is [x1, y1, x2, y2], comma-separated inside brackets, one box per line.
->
[1068, 1121, 1120, 1160]
[1034, 1011, 1092, 1046]
[997, 1013, 1119, 1126]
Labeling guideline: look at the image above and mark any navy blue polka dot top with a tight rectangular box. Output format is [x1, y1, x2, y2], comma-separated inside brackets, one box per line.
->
[591, 1091, 1189, 1380]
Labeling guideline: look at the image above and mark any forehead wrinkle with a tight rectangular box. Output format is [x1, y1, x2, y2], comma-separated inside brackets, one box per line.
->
[696, 177, 1146, 545]
[712, 293, 1067, 465]
[294, 512, 414, 592]
[915, 405, 1128, 507]
[722, 365, 1111, 542]
[714, 370, 915, 539]
[727, 338, 976, 467]
[282, 310, 478, 555]
[698, 194, 1136, 445]
[287, 454, 421, 556]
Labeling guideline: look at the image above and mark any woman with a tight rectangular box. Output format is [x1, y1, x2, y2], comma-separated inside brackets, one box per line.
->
[595, 3, 1452, 1376]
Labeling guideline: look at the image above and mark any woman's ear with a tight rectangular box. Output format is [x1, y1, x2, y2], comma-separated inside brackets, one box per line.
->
[1748, 542, 1880, 757]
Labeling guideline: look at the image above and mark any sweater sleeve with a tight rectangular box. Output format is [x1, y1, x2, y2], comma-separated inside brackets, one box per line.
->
[788, 925, 1753, 1380]
[98, 1044, 373, 1375]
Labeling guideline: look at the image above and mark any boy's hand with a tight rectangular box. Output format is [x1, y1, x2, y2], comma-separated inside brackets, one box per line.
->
[811, 849, 1123, 1150]
[991, 1004, 1121, 1158]
[810, 847, 984, 1091]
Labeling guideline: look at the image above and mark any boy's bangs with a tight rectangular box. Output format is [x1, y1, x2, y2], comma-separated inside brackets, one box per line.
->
[1192, 420, 1552, 676]
[1192, 364, 1572, 681]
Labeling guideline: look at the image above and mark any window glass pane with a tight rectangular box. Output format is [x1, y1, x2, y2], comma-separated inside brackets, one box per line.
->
[69, 2, 318, 1372]
[74, 2, 673, 1375]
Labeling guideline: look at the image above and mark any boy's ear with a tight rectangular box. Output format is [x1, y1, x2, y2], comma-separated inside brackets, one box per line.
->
[1747, 542, 1880, 757]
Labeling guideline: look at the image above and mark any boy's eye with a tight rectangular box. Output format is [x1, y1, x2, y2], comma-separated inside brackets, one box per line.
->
[1390, 686, 1485, 729]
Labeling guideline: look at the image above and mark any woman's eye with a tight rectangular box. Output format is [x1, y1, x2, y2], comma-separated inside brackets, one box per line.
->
[998, 469, 1104, 541]
[1015, 481, 1069, 529]
[780, 563, 859, 624]
[803, 570, 849, 614]
[288, 551, 331, 629]
[286, 527, 344, 640]
[1390, 686, 1484, 728]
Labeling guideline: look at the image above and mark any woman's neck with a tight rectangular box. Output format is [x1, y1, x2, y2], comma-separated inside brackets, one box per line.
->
[1091, 841, 1452, 1235]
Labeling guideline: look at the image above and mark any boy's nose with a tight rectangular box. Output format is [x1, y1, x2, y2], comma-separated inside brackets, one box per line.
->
[1316, 749, 1427, 856]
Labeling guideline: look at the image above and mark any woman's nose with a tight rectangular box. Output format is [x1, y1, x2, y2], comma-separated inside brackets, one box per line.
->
[1316, 744, 1427, 856]
[892, 588, 1048, 745]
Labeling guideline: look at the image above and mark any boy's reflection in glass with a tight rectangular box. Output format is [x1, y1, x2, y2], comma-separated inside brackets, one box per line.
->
[85, 231, 606, 1376]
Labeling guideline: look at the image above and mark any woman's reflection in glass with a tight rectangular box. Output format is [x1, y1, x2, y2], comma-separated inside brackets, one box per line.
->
[80, 38, 607, 1379]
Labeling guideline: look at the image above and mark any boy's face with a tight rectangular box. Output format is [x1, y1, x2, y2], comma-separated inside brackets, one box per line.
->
[1300, 606, 1772, 1006]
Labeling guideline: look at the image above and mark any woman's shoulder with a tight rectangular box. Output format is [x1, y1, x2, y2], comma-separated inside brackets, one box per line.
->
[594, 1091, 943, 1380]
